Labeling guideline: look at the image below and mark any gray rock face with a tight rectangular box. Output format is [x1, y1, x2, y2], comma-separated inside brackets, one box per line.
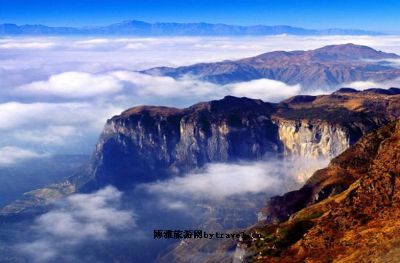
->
[89, 96, 280, 189]
[276, 119, 349, 158]
[85, 89, 400, 190]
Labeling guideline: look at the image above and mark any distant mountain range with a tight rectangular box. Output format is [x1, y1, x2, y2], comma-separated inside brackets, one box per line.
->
[0, 20, 383, 36]
[143, 43, 400, 90]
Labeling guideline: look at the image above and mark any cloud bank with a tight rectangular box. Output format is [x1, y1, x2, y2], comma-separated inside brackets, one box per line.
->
[345, 77, 400, 90]
[227, 78, 301, 101]
[144, 157, 328, 201]
[17, 71, 123, 99]
[2, 35, 400, 158]
[0, 146, 47, 166]
[18, 186, 135, 262]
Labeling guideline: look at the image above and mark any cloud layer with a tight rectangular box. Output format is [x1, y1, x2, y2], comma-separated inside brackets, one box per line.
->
[227, 78, 301, 101]
[17, 71, 123, 99]
[345, 78, 400, 90]
[18, 186, 135, 262]
[0, 146, 47, 166]
[2, 35, 400, 158]
[144, 157, 328, 201]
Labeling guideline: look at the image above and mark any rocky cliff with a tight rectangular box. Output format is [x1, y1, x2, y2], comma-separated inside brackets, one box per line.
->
[276, 119, 349, 158]
[237, 119, 400, 262]
[87, 96, 279, 189]
[82, 88, 400, 191]
[2, 88, 400, 217]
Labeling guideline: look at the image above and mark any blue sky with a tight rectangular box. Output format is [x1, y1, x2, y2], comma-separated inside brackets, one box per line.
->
[0, 0, 399, 32]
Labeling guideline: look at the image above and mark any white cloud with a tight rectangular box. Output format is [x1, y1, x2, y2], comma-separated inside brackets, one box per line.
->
[19, 186, 135, 262]
[18, 240, 57, 263]
[144, 157, 328, 200]
[0, 41, 55, 49]
[16, 71, 123, 99]
[0, 146, 47, 166]
[111, 71, 220, 98]
[14, 126, 78, 145]
[0, 101, 122, 154]
[11, 69, 301, 107]
[125, 43, 147, 49]
[75, 38, 111, 45]
[2, 35, 400, 72]
[346, 80, 386, 89]
[111, 71, 300, 102]
[345, 77, 400, 90]
[227, 78, 301, 101]
[0, 101, 122, 130]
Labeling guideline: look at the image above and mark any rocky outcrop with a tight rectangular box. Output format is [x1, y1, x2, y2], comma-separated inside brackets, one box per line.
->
[240, 119, 400, 263]
[276, 119, 349, 158]
[83, 88, 400, 191]
[86, 96, 280, 189]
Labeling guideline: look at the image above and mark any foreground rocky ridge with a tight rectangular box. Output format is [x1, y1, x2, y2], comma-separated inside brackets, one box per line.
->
[238, 120, 400, 262]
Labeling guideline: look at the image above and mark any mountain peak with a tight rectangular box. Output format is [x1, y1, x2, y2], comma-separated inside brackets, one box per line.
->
[312, 43, 399, 59]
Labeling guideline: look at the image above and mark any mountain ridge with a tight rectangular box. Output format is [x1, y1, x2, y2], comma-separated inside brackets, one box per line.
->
[0, 20, 383, 36]
[143, 43, 400, 89]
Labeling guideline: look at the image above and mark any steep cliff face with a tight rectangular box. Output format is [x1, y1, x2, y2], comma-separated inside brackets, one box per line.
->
[83, 88, 400, 190]
[88, 96, 280, 189]
[239, 120, 400, 263]
[258, 117, 395, 223]
[276, 119, 349, 158]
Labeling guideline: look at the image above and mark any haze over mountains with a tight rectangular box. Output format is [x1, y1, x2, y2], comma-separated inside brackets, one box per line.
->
[0, 20, 383, 36]
[143, 43, 400, 90]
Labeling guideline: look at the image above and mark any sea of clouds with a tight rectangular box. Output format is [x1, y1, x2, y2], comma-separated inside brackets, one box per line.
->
[14, 156, 328, 262]
[4, 35, 398, 262]
[17, 186, 136, 262]
[1, 35, 400, 163]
